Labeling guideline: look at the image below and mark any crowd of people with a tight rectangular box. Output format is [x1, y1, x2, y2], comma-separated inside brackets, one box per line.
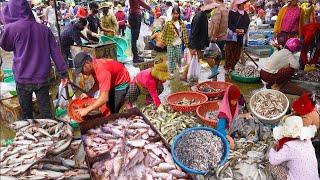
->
[0, 0, 319, 178]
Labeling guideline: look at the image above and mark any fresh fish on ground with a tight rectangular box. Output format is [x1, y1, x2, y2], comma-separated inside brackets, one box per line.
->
[142, 105, 199, 144]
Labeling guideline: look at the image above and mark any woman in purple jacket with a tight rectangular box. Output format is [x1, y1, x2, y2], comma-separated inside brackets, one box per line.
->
[0, 0, 68, 119]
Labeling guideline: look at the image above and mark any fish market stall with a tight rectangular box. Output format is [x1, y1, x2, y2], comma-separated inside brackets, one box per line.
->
[79, 108, 189, 179]
[0, 119, 90, 179]
[292, 70, 320, 86]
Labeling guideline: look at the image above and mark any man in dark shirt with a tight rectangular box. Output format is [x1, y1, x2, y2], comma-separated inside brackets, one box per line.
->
[128, 0, 151, 63]
[61, 18, 88, 67]
[87, 2, 109, 42]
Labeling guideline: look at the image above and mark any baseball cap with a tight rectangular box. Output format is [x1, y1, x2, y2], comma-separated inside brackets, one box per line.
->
[73, 52, 92, 74]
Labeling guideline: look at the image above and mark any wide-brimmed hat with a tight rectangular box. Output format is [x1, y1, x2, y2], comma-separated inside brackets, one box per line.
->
[117, 4, 123, 10]
[151, 56, 169, 81]
[233, 0, 249, 5]
[273, 116, 317, 140]
[200, 0, 220, 11]
[100, 2, 110, 9]
[73, 52, 92, 74]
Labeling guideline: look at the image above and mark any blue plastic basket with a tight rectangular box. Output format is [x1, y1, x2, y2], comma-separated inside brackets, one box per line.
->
[171, 127, 230, 175]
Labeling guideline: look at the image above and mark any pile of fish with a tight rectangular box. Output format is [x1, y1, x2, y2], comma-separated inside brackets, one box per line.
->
[84, 116, 189, 179]
[251, 92, 286, 119]
[219, 121, 273, 179]
[198, 85, 221, 93]
[234, 63, 260, 78]
[142, 105, 199, 144]
[0, 119, 90, 179]
[177, 98, 200, 106]
[293, 70, 320, 83]
[175, 130, 224, 172]
[205, 111, 218, 120]
[202, 117, 273, 180]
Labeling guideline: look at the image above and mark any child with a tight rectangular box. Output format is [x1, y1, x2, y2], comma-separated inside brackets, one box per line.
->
[149, 27, 166, 52]
[260, 38, 301, 90]
[126, 57, 169, 111]
[268, 116, 318, 180]
[161, 6, 189, 75]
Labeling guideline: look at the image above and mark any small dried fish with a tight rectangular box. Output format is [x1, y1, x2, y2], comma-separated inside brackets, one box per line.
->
[205, 111, 218, 120]
[177, 98, 200, 106]
[175, 130, 224, 171]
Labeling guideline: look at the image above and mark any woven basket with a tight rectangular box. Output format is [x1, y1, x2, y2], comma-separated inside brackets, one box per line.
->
[196, 101, 220, 127]
[68, 98, 110, 123]
[196, 81, 232, 98]
[166, 91, 208, 112]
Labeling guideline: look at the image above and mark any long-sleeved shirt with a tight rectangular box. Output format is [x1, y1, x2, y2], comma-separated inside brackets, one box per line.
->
[129, 0, 150, 15]
[0, 0, 67, 84]
[134, 68, 162, 107]
[209, 3, 229, 41]
[227, 10, 250, 44]
[268, 140, 319, 180]
[162, 20, 189, 47]
[262, 49, 300, 74]
[189, 11, 209, 50]
[61, 24, 82, 48]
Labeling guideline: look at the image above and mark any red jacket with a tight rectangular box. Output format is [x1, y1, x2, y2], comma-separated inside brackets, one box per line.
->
[115, 11, 126, 26]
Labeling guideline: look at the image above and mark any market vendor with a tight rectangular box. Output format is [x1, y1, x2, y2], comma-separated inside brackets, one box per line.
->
[268, 116, 318, 180]
[60, 18, 90, 67]
[292, 92, 320, 128]
[260, 38, 301, 90]
[216, 85, 241, 137]
[126, 56, 169, 111]
[0, 0, 68, 119]
[73, 52, 130, 115]
[100, 2, 118, 37]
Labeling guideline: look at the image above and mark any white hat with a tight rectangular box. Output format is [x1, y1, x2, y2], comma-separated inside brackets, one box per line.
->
[273, 116, 317, 140]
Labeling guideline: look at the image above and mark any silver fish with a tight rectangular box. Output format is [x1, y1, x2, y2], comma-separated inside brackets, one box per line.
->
[9, 121, 30, 130]
[30, 169, 64, 179]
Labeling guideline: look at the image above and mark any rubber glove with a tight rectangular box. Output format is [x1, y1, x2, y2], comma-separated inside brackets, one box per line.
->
[157, 104, 166, 112]
[216, 118, 227, 137]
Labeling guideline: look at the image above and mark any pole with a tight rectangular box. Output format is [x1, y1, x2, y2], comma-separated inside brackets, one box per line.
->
[53, 0, 62, 47]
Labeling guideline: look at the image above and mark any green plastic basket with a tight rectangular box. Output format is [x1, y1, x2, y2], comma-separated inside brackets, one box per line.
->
[100, 35, 127, 57]
[230, 71, 261, 83]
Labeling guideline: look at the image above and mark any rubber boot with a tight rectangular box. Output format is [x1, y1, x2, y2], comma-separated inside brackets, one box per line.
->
[208, 65, 219, 79]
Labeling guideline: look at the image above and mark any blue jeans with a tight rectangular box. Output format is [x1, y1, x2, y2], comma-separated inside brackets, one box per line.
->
[16, 82, 53, 119]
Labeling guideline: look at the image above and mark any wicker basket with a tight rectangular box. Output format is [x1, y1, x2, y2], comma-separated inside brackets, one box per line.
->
[196, 101, 220, 127]
[166, 91, 208, 112]
[196, 81, 232, 98]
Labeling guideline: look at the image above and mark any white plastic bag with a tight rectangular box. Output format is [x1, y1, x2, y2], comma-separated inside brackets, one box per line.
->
[204, 43, 221, 57]
[183, 48, 192, 66]
[56, 83, 74, 108]
[187, 55, 201, 82]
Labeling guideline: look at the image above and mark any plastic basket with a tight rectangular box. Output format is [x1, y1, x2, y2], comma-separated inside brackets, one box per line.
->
[67, 98, 111, 123]
[166, 91, 208, 112]
[230, 71, 261, 83]
[171, 127, 230, 175]
[196, 101, 220, 127]
[196, 81, 232, 98]
[249, 89, 289, 125]
[113, 37, 128, 51]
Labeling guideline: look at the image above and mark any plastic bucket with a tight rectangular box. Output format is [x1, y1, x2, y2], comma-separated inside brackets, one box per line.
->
[171, 127, 230, 175]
